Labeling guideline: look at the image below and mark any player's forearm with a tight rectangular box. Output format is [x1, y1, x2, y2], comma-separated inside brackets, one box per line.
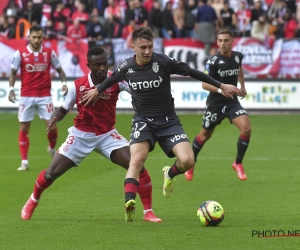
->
[9, 71, 17, 87]
[202, 82, 219, 93]
[238, 68, 245, 88]
[188, 68, 221, 88]
[51, 107, 69, 123]
[96, 75, 120, 93]
[57, 68, 67, 83]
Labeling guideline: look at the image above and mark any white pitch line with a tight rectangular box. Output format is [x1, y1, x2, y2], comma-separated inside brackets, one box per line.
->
[0, 156, 299, 161]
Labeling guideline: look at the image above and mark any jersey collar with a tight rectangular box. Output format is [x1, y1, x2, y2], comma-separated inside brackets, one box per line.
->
[27, 44, 43, 54]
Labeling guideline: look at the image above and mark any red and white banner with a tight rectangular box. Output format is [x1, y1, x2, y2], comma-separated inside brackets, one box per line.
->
[0, 37, 300, 78]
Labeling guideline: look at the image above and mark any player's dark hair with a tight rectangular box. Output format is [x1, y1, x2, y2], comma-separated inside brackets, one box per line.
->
[218, 29, 233, 37]
[87, 47, 106, 61]
[132, 26, 154, 42]
[29, 24, 43, 34]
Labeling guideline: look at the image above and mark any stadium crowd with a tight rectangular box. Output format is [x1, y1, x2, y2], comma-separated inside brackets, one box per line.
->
[0, 0, 300, 43]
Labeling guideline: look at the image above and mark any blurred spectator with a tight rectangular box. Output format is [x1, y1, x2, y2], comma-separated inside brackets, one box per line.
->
[55, 21, 67, 39]
[122, 19, 136, 40]
[71, 2, 90, 24]
[22, 1, 40, 24]
[250, 14, 270, 41]
[15, 16, 31, 39]
[4, 0, 23, 19]
[67, 19, 87, 42]
[184, 0, 197, 38]
[44, 20, 57, 40]
[220, 0, 237, 32]
[6, 8, 18, 38]
[161, 1, 175, 39]
[104, 15, 123, 39]
[0, 15, 9, 37]
[236, 0, 252, 37]
[148, 0, 163, 37]
[195, 0, 218, 58]
[281, 9, 298, 38]
[173, 0, 185, 38]
[125, 0, 148, 27]
[210, 0, 223, 22]
[87, 14, 106, 42]
[104, 0, 124, 23]
[40, 0, 52, 28]
[251, 0, 267, 23]
[94, 0, 109, 15]
[52, 2, 72, 31]
[285, 0, 297, 14]
[143, 0, 155, 13]
[268, 0, 281, 36]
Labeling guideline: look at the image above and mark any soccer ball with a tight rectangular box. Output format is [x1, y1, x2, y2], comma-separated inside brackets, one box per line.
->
[197, 200, 225, 226]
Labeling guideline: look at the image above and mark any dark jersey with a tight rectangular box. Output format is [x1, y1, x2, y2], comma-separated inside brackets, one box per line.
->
[111, 52, 190, 117]
[204, 51, 243, 105]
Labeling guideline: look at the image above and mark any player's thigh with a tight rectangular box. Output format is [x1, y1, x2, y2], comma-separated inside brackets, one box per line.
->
[227, 103, 251, 133]
[172, 141, 194, 166]
[18, 97, 36, 122]
[36, 96, 55, 120]
[46, 153, 76, 180]
[93, 129, 130, 169]
[130, 117, 157, 152]
[130, 141, 150, 166]
[202, 104, 226, 130]
[157, 120, 190, 158]
[57, 130, 96, 166]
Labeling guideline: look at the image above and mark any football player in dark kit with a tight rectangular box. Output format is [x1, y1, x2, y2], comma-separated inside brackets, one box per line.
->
[81, 26, 239, 222]
[185, 29, 251, 182]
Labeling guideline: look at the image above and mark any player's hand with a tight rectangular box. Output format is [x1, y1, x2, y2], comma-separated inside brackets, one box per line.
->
[81, 88, 100, 107]
[62, 85, 68, 96]
[220, 84, 239, 99]
[47, 116, 57, 134]
[238, 86, 247, 99]
[8, 90, 16, 103]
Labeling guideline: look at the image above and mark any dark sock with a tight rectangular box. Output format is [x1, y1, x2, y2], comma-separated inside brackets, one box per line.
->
[168, 162, 183, 178]
[236, 134, 250, 164]
[192, 135, 204, 162]
[124, 178, 139, 202]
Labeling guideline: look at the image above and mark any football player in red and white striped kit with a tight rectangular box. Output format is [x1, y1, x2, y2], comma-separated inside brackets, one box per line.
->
[8, 25, 68, 171]
[20, 47, 162, 223]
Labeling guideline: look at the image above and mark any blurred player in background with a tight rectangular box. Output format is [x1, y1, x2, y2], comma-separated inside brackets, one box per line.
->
[81, 27, 239, 222]
[20, 47, 162, 223]
[8, 25, 68, 171]
[185, 29, 251, 181]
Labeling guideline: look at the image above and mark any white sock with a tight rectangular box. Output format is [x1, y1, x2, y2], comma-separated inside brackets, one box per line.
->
[22, 160, 29, 165]
[144, 209, 153, 215]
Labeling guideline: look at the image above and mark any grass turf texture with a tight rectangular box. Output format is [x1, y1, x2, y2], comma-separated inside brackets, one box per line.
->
[0, 113, 299, 250]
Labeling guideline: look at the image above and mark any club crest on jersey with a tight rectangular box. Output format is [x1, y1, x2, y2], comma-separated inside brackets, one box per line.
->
[34, 58, 39, 62]
[80, 86, 86, 92]
[235, 55, 240, 64]
[127, 68, 135, 74]
[152, 62, 159, 73]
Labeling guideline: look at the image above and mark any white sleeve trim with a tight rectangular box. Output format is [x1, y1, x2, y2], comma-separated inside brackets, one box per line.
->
[11, 50, 21, 71]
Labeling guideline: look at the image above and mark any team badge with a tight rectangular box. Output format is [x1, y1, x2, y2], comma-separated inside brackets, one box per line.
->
[22, 53, 27, 57]
[134, 130, 140, 138]
[80, 86, 86, 91]
[34, 57, 39, 62]
[205, 120, 210, 128]
[235, 55, 240, 64]
[152, 62, 159, 73]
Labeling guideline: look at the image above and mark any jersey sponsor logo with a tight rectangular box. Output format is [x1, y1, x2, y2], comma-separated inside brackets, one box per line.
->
[22, 53, 30, 57]
[25, 63, 48, 72]
[235, 110, 247, 115]
[170, 134, 188, 143]
[217, 68, 239, 77]
[152, 62, 159, 73]
[128, 76, 163, 90]
[117, 61, 128, 72]
[127, 68, 135, 74]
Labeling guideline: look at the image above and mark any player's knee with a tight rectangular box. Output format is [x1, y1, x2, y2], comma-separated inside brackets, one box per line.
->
[178, 154, 195, 170]
[130, 155, 146, 168]
[45, 171, 58, 181]
[241, 125, 252, 136]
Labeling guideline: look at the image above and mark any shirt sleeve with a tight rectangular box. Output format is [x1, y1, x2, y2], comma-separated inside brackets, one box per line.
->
[11, 50, 21, 71]
[118, 81, 131, 94]
[61, 82, 76, 110]
[204, 58, 216, 77]
[162, 54, 190, 76]
[50, 50, 61, 69]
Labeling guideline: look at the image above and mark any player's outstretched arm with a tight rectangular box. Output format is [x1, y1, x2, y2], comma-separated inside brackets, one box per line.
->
[81, 74, 122, 107]
[56, 67, 68, 96]
[188, 68, 239, 99]
[47, 107, 69, 133]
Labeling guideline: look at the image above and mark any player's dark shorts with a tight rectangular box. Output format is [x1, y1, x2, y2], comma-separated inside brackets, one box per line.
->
[202, 102, 248, 130]
[130, 114, 190, 158]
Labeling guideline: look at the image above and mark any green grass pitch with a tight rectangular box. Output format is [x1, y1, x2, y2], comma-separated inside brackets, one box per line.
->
[0, 112, 299, 250]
